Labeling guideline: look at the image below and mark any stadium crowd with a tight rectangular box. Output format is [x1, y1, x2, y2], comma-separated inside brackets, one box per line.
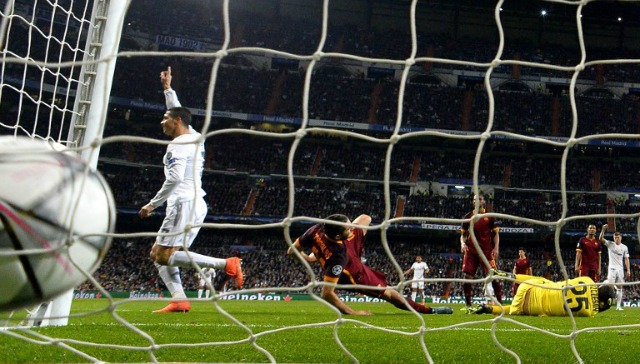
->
[7, 0, 640, 138]
[98, 133, 640, 234]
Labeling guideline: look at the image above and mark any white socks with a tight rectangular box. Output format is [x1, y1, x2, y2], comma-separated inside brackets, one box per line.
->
[616, 288, 623, 308]
[155, 262, 186, 299]
[197, 289, 211, 298]
[168, 251, 226, 270]
[411, 292, 417, 301]
[158, 252, 227, 300]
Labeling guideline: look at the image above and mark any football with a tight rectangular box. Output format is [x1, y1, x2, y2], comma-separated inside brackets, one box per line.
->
[0, 136, 116, 311]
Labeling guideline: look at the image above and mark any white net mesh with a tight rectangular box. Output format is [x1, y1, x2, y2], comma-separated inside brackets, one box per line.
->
[0, 0, 94, 143]
[2, 0, 640, 362]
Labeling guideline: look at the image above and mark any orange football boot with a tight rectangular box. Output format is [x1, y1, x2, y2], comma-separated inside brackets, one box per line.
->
[225, 257, 244, 288]
[152, 301, 190, 313]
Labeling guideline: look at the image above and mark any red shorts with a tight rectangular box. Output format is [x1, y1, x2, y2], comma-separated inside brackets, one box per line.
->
[579, 268, 599, 282]
[341, 262, 388, 298]
[462, 252, 496, 277]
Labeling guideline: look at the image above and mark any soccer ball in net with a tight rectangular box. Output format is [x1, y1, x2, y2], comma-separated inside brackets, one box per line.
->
[0, 136, 116, 311]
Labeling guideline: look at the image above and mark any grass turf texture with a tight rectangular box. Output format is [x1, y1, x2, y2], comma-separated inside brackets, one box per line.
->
[1, 300, 639, 363]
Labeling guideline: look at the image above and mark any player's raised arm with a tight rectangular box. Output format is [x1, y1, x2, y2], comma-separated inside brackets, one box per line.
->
[352, 214, 371, 235]
[161, 66, 182, 108]
[599, 224, 608, 243]
[160, 66, 172, 90]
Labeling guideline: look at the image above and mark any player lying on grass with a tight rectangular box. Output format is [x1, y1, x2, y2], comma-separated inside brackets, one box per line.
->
[468, 270, 616, 317]
[288, 213, 453, 315]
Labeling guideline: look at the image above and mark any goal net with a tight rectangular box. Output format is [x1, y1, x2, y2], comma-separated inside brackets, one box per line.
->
[1, 0, 640, 362]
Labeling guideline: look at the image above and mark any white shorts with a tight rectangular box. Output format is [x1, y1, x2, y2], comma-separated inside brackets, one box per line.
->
[199, 278, 212, 287]
[607, 268, 625, 284]
[411, 281, 425, 290]
[157, 198, 207, 248]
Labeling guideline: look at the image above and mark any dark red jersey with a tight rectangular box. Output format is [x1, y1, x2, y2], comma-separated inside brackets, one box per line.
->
[461, 210, 499, 255]
[344, 228, 365, 268]
[342, 228, 389, 297]
[576, 236, 602, 271]
[296, 224, 349, 282]
[514, 258, 531, 274]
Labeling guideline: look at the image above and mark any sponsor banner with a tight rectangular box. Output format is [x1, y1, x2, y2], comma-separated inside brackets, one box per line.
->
[431, 296, 512, 305]
[311, 119, 370, 130]
[420, 223, 534, 233]
[587, 139, 640, 148]
[70, 291, 640, 308]
[73, 291, 165, 299]
[501, 227, 535, 233]
[155, 35, 205, 51]
[421, 223, 459, 231]
[340, 295, 387, 303]
[109, 96, 166, 111]
[219, 292, 284, 301]
[73, 291, 308, 301]
[247, 113, 300, 125]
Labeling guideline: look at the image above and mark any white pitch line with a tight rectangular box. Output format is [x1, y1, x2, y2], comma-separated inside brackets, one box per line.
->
[50, 322, 639, 335]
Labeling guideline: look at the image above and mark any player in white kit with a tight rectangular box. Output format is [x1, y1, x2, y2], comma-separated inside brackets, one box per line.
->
[197, 268, 216, 299]
[139, 67, 243, 313]
[403, 256, 430, 305]
[599, 224, 630, 311]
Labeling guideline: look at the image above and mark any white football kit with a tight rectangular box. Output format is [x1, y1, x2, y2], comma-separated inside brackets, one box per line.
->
[603, 238, 629, 284]
[149, 89, 207, 248]
[199, 268, 217, 287]
[410, 261, 428, 289]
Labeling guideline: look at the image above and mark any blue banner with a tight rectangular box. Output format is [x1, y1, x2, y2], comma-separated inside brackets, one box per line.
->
[155, 35, 205, 51]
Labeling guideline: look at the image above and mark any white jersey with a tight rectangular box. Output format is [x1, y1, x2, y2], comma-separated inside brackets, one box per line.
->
[199, 268, 216, 285]
[149, 89, 206, 207]
[411, 262, 428, 280]
[165, 88, 181, 109]
[603, 239, 629, 271]
[149, 132, 205, 206]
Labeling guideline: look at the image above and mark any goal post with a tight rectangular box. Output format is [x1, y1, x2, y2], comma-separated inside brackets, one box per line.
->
[39, 0, 128, 327]
[68, 0, 128, 169]
[0, 0, 128, 327]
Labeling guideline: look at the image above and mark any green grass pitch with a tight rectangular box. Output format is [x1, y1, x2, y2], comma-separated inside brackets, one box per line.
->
[1, 299, 639, 363]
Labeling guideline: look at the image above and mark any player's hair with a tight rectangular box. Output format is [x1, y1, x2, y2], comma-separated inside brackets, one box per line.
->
[167, 107, 192, 127]
[597, 285, 616, 312]
[322, 214, 350, 240]
[613, 231, 621, 236]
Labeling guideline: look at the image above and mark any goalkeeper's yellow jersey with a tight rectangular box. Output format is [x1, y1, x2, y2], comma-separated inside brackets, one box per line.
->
[514, 276, 599, 317]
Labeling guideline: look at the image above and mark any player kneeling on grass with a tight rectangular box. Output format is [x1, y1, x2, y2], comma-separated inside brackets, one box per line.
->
[468, 270, 616, 317]
[288, 214, 453, 315]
